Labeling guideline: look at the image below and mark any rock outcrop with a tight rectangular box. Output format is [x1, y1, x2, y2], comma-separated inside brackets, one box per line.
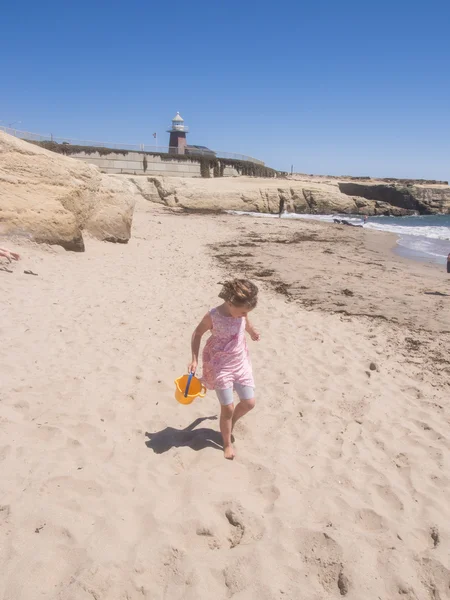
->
[3, 130, 447, 252]
[120, 175, 412, 216]
[338, 182, 450, 214]
[85, 175, 136, 244]
[0, 132, 136, 251]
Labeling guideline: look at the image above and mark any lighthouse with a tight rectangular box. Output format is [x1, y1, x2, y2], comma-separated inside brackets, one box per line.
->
[167, 112, 189, 154]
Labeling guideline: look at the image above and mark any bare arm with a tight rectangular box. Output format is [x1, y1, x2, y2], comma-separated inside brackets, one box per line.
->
[188, 312, 213, 373]
[245, 316, 260, 341]
[0, 248, 20, 262]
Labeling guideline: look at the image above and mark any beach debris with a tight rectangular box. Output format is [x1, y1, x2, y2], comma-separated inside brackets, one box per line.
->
[337, 569, 350, 596]
[274, 282, 291, 298]
[254, 269, 275, 278]
[24, 270, 38, 276]
[405, 337, 421, 351]
[342, 289, 354, 296]
[430, 526, 440, 548]
[369, 362, 378, 371]
[34, 524, 45, 534]
[424, 290, 449, 297]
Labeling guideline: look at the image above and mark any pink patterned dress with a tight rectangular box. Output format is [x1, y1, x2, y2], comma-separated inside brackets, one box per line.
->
[202, 308, 254, 390]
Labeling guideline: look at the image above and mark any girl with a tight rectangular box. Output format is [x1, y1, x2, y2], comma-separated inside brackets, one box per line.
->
[188, 279, 260, 460]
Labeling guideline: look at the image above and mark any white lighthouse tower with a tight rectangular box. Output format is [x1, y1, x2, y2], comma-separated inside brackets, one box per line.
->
[167, 112, 189, 154]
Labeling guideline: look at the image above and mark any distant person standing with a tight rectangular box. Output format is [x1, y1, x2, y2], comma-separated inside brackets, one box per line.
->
[279, 198, 285, 218]
[447, 253, 450, 273]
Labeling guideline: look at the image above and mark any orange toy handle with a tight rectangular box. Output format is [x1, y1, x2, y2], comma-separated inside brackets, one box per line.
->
[198, 385, 207, 398]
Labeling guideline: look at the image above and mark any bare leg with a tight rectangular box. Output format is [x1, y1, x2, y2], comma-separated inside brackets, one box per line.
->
[0, 248, 20, 262]
[232, 398, 256, 431]
[220, 404, 235, 460]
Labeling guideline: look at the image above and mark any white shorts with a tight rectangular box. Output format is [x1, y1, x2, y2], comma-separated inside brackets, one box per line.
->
[215, 383, 255, 406]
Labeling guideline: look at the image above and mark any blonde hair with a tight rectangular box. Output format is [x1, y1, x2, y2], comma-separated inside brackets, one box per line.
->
[219, 279, 259, 309]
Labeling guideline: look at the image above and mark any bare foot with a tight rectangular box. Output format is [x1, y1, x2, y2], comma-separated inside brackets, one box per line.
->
[224, 444, 235, 460]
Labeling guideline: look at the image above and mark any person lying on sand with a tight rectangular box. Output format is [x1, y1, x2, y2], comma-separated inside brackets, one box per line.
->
[333, 219, 363, 227]
[0, 247, 20, 262]
[188, 279, 260, 460]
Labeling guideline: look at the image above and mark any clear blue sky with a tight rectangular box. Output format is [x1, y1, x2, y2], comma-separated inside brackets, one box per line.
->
[1, 0, 449, 179]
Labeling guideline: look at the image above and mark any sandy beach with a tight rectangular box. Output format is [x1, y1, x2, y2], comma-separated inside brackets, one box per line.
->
[1, 199, 449, 599]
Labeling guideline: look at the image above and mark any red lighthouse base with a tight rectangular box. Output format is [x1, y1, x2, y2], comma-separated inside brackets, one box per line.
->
[169, 132, 187, 154]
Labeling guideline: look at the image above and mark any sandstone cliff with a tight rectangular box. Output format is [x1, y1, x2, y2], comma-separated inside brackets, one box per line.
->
[0, 132, 136, 251]
[120, 175, 414, 216]
[2, 131, 448, 254]
[338, 181, 450, 214]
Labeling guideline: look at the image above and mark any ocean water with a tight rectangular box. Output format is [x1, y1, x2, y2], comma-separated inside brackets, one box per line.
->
[227, 211, 450, 265]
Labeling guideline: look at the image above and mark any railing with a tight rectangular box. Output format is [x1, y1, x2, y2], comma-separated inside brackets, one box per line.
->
[168, 125, 189, 132]
[214, 150, 264, 164]
[0, 126, 265, 165]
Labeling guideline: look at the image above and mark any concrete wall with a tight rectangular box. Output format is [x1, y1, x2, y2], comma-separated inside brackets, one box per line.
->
[69, 151, 239, 178]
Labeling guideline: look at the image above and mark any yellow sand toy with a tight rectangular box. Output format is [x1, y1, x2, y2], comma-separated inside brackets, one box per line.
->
[174, 373, 207, 405]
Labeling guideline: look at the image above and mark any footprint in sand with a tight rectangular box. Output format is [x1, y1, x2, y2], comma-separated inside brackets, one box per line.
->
[372, 484, 404, 513]
[297, 529, 351, 597]
[223, 555, 257, 597]
[419, 557, 450, 600]
[40, 476, 103, 498]
[221, 501, 265, 549]
[195, 526, 221, 550]
[225, 508, 245, 549]
[260, 484, 281, 514]
[0, 445, 11, 462]
[241, 460, 280, 512]
[355, 508, 387, 532]
[395, 452, 410, 468]
[0, 504, 11, 521]
[412, 420, 443, 441]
